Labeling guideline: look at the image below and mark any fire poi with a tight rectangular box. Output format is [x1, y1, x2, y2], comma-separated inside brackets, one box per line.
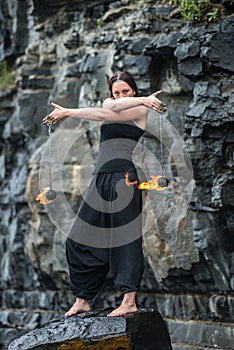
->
[35, 187, 56, 204]
[125, 174, 170, 191]
[126, 112, 170, 191]
[35, 115, 57, 204]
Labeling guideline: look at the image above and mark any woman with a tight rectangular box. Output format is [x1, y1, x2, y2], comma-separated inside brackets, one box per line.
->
[43, 71, 166, 317]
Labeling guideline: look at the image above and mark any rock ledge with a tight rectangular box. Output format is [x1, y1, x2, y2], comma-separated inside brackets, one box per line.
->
[8, 308, 172, 350]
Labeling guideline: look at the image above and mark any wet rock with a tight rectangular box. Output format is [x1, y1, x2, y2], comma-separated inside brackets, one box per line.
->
[8, 309, 173, 350]
[178, 57, 203, 78]
[203, 18, 234, 72]
[174, 41, 200, 61]
[168, 318, 234, 350]
[145, 31, 182, 55]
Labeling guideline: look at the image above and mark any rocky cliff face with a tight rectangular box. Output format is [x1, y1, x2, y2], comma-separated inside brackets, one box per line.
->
[0, 0, 234, 349]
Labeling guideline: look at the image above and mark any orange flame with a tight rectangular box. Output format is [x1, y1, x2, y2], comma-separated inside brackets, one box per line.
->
[138, 176, 168, 191]
[35, 187, 55, 204]
[125, 173, 138, 187]
[125, 173, 168, 191]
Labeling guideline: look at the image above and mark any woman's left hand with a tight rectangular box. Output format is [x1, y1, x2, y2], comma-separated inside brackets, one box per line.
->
[143, 91, 167, 113]
[42, 102, 67, 125]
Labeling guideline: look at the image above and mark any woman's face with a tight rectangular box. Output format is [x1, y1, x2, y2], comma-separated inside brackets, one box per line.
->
[112, 81, 135, 99]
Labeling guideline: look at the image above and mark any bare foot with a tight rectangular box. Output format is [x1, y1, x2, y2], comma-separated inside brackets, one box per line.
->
[65, 297, 90, 317]
[108, 303, 137, 317]
[107, 291, 138, 317]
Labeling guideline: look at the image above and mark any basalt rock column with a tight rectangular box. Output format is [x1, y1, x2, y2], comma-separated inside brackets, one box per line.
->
[8, 309, 172, 350]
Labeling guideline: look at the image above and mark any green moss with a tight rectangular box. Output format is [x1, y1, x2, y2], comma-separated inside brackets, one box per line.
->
[0, 60, 14, 90]
[58, 335, 132, 349]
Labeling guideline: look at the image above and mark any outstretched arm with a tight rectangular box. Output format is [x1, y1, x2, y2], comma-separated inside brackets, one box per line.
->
[103, 90, 167, 113]
[43, 102, 147, 126]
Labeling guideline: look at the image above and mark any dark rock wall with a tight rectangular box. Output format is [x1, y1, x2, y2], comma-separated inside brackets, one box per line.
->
[0, 0, 234, 349]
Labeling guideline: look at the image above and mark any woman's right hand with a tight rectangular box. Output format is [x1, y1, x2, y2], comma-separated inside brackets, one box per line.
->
[143, 91, 167, 113]
[43, 101, 67, 125]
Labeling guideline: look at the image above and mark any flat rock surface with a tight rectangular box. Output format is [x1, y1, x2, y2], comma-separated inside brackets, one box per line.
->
[8, 308, 173, 350]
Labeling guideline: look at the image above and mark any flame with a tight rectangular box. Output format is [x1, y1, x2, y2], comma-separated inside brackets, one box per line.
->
[125, 173, 168, 191]
[138, 176, 167, 191]
[125, 173, 138, 187]
[35, 187, 55, 204]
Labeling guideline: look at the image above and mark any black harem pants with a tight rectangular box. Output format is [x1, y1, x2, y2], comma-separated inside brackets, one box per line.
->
[66, 169, 144, 300]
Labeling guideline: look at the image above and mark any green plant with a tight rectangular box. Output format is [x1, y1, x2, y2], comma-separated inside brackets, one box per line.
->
[97, 18, 104, 29]
[0, 60, 14, 90]
[207, 7, 219, 22]
[173, 0, 220, 22]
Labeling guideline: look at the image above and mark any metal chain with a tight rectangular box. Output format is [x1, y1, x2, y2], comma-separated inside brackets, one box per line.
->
[48, 123, 52, 189]
[159, 113, 164, 176]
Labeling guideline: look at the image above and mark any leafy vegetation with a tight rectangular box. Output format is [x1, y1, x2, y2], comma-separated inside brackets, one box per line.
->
[0, 60, 14, 90]
[97, 18, 104, 29]
[173, 0, 221, 22]
[207, 7, 219, 22]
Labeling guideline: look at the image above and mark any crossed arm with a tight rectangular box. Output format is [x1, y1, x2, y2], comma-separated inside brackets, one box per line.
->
[103, 90, 166, 112]
[42, 90, 166, 127]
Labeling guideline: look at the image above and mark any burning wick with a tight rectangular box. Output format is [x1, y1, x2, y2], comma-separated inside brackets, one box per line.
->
[138, 175, 169, 191]
[125, 173, 169, 191]
[35, 187, 57, 204]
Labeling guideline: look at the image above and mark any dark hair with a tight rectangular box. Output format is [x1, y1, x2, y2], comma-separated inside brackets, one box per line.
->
[108, 71, 139, 98]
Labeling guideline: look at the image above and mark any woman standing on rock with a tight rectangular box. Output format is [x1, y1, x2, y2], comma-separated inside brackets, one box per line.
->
[43, 71, 166, 317]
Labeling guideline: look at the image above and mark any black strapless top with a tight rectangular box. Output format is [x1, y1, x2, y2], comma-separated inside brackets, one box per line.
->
[94, 121, 144, 173]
